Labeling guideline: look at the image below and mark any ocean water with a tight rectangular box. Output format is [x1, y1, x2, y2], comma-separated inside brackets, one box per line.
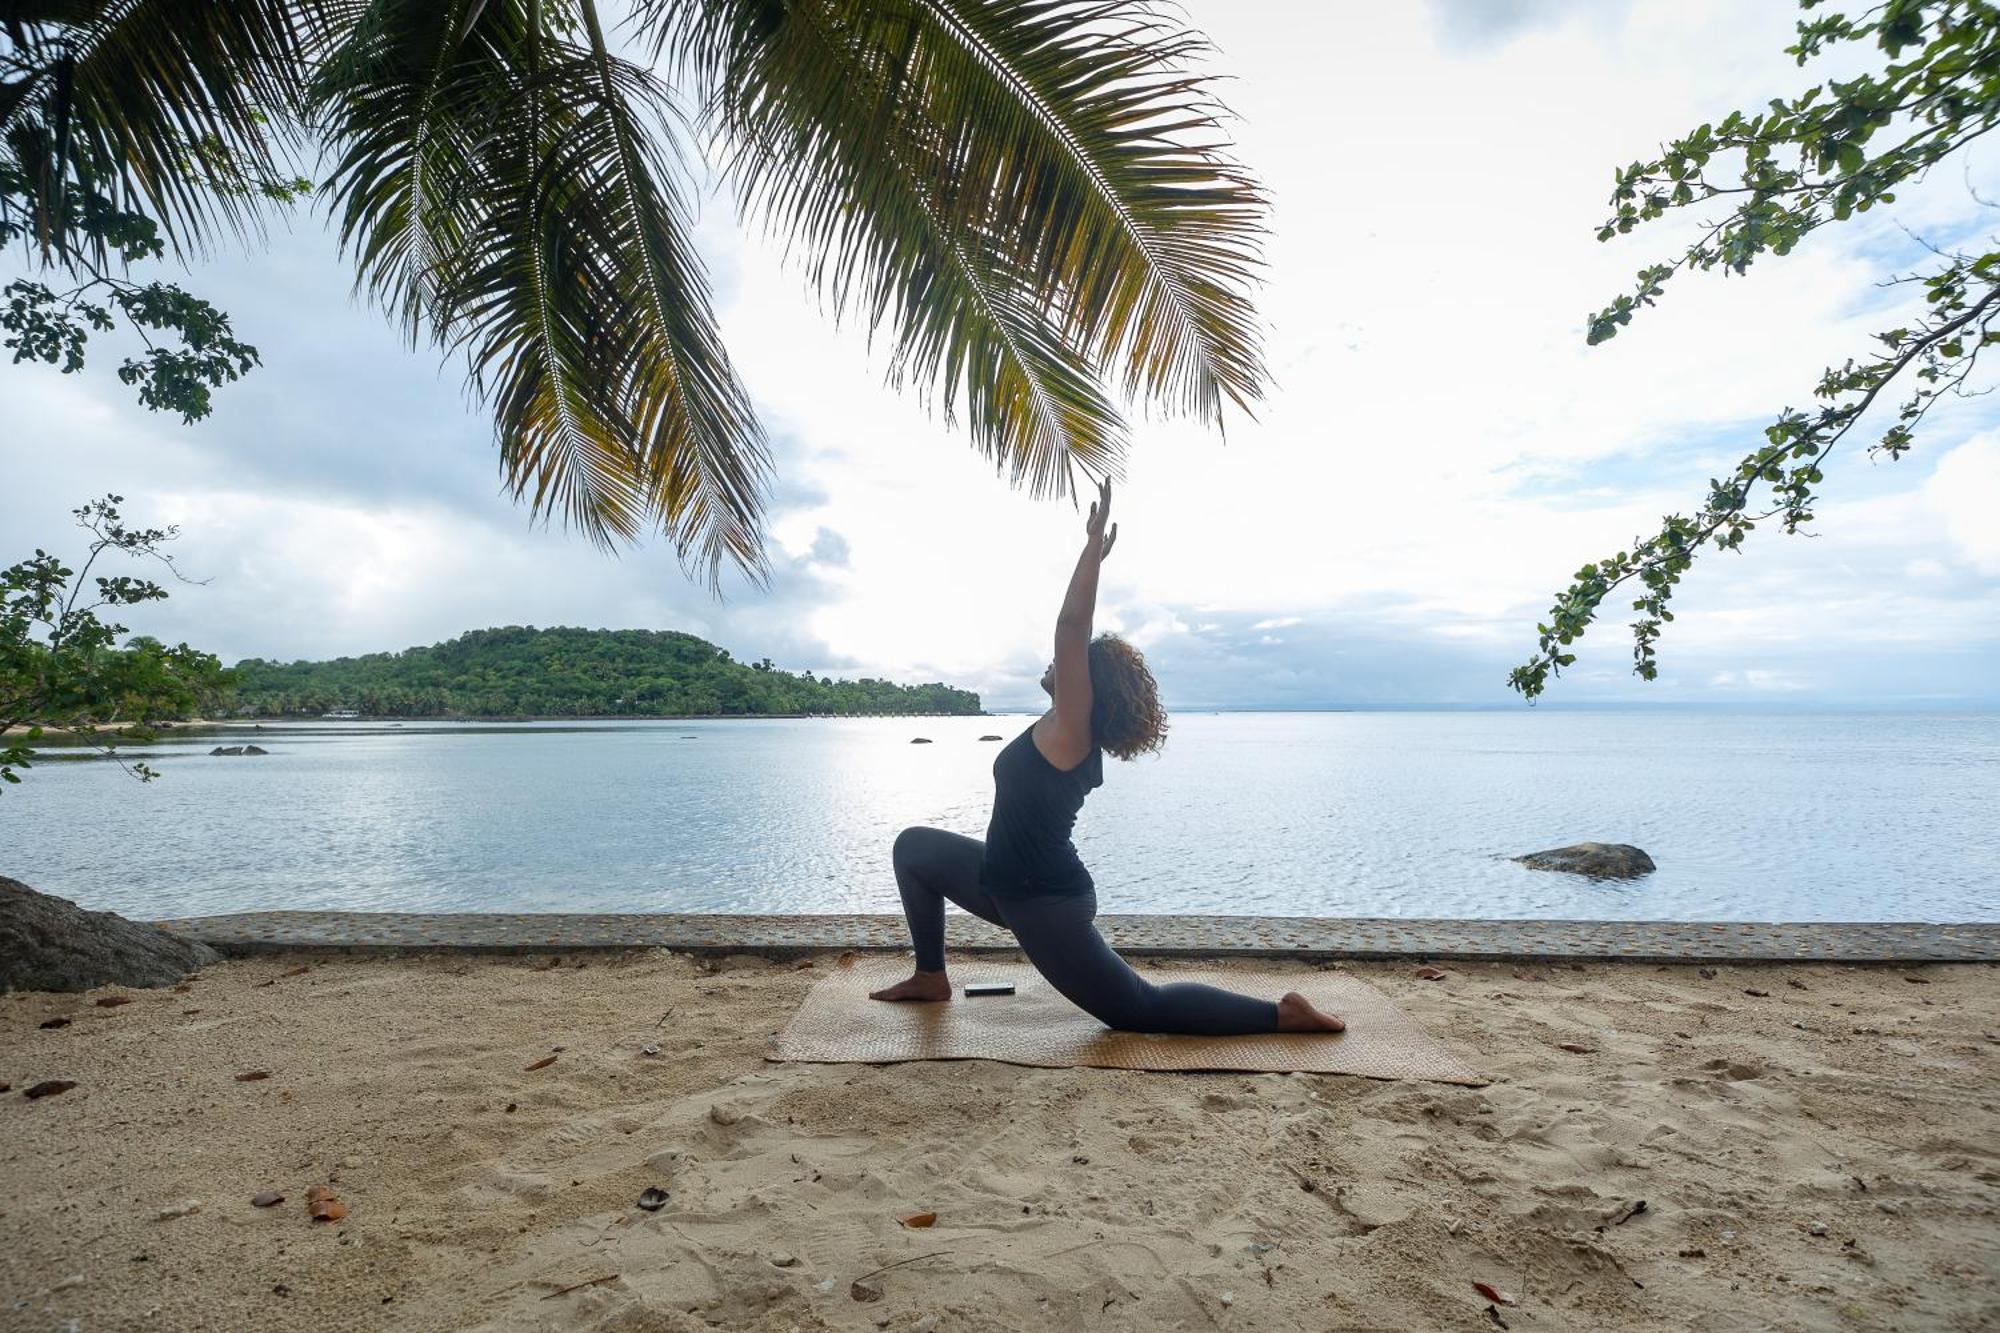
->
[3, 711, 1995, 923]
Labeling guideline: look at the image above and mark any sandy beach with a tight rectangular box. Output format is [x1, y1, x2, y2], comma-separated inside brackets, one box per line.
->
[2, 950, 1994, 1331]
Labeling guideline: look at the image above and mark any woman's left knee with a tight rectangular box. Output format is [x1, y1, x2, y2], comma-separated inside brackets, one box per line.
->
[891, 824, 930, 868]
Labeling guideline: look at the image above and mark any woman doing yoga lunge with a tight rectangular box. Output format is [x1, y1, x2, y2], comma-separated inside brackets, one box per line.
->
[870, 479, 1344, 1036]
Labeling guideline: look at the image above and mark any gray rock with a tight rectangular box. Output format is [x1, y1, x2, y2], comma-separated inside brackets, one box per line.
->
[209, 746, 243, 756]
[909, 737, 932, 745]
[0, 877, 220, 994]
[1512, 842, 1656, 879]
[979, 734, 1003, 742]
[241, 745, 268, 756]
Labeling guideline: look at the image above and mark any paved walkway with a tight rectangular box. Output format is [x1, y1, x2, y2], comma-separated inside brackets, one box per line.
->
[154, 911, 2000, 964]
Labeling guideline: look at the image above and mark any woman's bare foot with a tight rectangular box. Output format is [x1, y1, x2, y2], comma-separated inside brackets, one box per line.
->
[869, 970, 952, 1002]
[1276, 991, 1345, 1033]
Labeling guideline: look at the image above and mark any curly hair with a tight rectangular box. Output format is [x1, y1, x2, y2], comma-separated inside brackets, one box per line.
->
[1086, 633, 1168, 760]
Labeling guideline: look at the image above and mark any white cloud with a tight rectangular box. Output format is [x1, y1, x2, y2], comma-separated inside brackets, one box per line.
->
[1709, 669, 1812, 693]
[1927, 433, 2000, 575]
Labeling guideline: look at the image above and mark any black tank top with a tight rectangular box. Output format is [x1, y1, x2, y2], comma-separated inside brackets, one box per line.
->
[979, 721, 1103, 895]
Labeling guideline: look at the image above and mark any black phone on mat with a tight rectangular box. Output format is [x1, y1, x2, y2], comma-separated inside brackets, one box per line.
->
[963, 982, 1015, 997]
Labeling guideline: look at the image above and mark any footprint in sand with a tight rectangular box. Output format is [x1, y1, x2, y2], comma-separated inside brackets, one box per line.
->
[1702, 1058, 1763, 1082]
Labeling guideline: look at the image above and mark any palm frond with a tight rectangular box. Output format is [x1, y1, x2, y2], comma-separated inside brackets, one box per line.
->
[649, 0, 1265, 465]
[0, 0, 308, 256]
[311, 0, 505, 335]
[651, 0, 1128, 498]
[315, 0, 769, 577]
[573, 0, 768, 584]
[910, 0, 1267, 422]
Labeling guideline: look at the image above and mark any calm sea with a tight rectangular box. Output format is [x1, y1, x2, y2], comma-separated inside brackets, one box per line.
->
[3, 711, 1995, 923]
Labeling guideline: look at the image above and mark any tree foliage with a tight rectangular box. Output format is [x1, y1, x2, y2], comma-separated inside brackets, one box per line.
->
[230, 625, 981, 718]
[1, 497, 233, 789]
[0, 155, 279, 423]
[1512, 0, 2000, 698]
[2, 0, 1267, 587]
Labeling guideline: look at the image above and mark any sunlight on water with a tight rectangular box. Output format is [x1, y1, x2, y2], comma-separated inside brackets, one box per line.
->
[4, 712, 1996, 921]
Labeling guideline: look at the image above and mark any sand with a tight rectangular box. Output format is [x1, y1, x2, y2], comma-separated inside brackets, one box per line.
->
[1, 950, 1994, 1331]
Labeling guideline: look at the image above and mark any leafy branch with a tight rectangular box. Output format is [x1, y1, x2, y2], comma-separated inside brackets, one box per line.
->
[0, 497, 230, 790]
[1513, 0, 2000, 698]
[1, 156, 266, 422]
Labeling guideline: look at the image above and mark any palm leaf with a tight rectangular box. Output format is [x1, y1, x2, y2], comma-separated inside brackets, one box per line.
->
[315, 0, 769, 577]
[649, 0, 1265, 479]
[572, 0, 768, 583]
[0, 0, 308, 256]
[910, 0, 1268, 422]
[312, 0, 509, 337]
[653, 0, 1127, 498]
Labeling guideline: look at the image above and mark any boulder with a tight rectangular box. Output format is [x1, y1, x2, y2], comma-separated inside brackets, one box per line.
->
[241, 745, 269, 756]
[910, 737, 933, 744]
[210, 746, 244, 756]
[979, 734, 1003, 742]
[1513, 842, 1656, 880]
[0, 877, 220, 993]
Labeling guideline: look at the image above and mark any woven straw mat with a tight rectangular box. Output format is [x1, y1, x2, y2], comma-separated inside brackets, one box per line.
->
[773, 958, 1484, 1085]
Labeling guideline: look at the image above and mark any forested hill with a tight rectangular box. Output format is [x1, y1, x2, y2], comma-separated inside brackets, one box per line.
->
[230, 627, 983, 718]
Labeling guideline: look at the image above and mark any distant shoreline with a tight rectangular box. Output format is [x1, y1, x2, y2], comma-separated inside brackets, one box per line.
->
[3, 712, 993, 739]
[235, 711, 994, 723]
[0, 719, 228, 738]
[12, 702, 1992, 740]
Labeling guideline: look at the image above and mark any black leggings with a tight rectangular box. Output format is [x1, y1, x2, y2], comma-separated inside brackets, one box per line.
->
[890, 825, 1281, 1036]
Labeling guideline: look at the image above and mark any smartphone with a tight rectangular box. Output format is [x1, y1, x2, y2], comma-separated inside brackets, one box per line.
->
[963, 982, 1016, 997]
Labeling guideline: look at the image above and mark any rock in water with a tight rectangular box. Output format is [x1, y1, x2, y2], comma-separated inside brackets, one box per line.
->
[241, 745, 269, 755]
[209, 746, 244, 756]
[979, 734, 1003, 741]
[1512, 842, 1656, 879]
[0, 877, 221, 993]
[910, 737, 933, 744]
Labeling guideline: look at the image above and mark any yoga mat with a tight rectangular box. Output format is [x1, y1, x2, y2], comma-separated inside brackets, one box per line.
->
[772, 958, 1485, 1085]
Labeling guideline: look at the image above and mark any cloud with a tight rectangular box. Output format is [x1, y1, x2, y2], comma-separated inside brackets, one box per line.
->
[805, 527, 853, 569]
[1927, 433, 2000, 575]
[1424, 0, 1624, 52]
[1708, 669, 1811, 693]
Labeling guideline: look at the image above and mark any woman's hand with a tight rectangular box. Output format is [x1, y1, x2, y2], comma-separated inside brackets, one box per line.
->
[1084, 476, 1118, 562]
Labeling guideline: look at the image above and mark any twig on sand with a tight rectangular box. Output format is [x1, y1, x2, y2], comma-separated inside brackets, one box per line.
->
[654, 1008, 674, 1029]
[852, 1251, 951, 1284]
[1283, 1162, 1337, 1204]
[539, 1273, 619, 1300]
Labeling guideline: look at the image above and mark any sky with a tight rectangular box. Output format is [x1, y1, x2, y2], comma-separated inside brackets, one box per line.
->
[5, 0, 1998, 711]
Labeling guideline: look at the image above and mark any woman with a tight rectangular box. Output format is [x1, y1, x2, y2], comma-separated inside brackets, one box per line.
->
[870, 479, 1345, 1036]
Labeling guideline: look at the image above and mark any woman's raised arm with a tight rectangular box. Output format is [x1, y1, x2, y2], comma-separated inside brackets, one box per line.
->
[1038, 478, 1118, 768]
